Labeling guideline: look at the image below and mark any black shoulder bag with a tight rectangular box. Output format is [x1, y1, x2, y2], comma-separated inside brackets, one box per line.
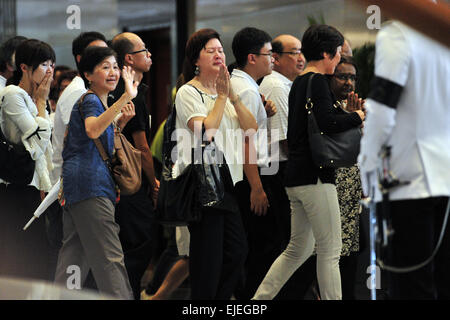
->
[156, 86, 238, 226]
[306, 73, 362, 168]
[0, 97, 36, 185]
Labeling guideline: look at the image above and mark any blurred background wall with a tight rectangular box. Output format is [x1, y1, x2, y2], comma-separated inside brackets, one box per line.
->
[1, 0, 384, 138]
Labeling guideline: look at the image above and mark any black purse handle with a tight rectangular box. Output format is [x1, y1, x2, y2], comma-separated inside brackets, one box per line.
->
[305, 73, 316, 111]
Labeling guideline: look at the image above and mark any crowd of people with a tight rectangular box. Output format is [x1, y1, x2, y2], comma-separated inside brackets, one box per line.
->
[0, 18, 448, 301]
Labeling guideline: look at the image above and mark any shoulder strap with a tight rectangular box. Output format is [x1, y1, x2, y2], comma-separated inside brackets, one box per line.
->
[187, 84, 205, 103]
[78, 91, 113, 166]
[304, 73, 317, 111]
[306, 73, 315, 105]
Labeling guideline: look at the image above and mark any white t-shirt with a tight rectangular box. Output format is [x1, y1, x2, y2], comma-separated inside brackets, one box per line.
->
[259, 70, 292, 162]
[51, 76, 86, 184]
[0, 75, 7, 90]
[173, 84, 244, 186]
[230, 69, 269, 168]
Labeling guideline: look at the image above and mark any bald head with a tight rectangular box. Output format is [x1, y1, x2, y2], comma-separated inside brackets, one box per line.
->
[111, 32, 152, 74]
[272, 34, 305, 81]
[112, 32, 140, 44]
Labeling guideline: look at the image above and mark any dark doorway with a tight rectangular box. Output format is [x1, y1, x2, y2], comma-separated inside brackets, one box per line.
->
[135, 27, 171, 143]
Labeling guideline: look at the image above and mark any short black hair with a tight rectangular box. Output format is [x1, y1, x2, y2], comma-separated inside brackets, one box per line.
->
[182, 28, 222, 82]
[110, 36, 134, 69]
[11, 39, 55, 85]
[72, 31, 106, 69]
[271, 40, 284, 54]
[301, 24, 344, 62]
[0, 36, 27, 73]
[232, 27, 272, 69]
[337, 55, 358, 74]
[54, 65, 71, 73]
[79, 46, 117, 88]
[57, 69, 78, 89]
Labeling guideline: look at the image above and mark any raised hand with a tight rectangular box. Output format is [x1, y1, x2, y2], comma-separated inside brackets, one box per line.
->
[122, 66, 139, 99]
[215, 63, 230, 98]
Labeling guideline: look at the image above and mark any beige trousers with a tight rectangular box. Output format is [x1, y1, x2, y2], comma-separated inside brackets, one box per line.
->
[253, 179, 342, 300]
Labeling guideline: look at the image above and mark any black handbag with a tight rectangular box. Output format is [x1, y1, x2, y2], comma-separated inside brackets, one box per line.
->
[305, 73, 362, 169]
[0, 100, 35, 185]
[156, 87, 237, 226]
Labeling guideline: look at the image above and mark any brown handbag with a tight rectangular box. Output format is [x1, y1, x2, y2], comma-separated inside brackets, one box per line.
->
[79, 92, 142, 196]
[93, 132, 142, 196]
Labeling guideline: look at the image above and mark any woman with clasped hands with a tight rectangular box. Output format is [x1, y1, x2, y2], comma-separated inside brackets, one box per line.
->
[174, 28, 257, 299]
[55, 46, 137, 299]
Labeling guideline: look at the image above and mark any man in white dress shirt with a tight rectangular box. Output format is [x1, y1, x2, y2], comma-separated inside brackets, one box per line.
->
[231, 27, 288, 299]
[358, 20, 450, 299]
[258, 34, 308, 299]
[0, 36, 27, 90]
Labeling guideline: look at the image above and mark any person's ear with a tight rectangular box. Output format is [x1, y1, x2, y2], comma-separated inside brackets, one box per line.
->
[272, 53, 281, 66]
[124, 53, 134, 67]
[84, 72, 92, 84]
[76, 54, 82, 64]
[20, 63, 28, 73]
[248, 53, 257, 66]
[6, 62, 15, 72]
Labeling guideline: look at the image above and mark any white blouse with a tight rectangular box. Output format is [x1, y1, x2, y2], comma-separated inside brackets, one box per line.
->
[0, 85, 53, 191]
[173, 84, 244, 186]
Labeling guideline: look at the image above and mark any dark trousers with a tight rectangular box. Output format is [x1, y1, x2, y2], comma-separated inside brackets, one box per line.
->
[44, 201, 63, 281]
[0, 184, 52, 281]
[383, 197, 450, 299]
[188, 204, 248, 300]
[340, 253, 359, 300]
[145, 226, 183, 294]
[115, 181, 156, 300]
[234, 162, 295, 299]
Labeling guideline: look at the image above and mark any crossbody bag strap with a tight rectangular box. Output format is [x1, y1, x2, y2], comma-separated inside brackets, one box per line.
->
[78, 91, 113, 167]
[186, 84, 214, 145]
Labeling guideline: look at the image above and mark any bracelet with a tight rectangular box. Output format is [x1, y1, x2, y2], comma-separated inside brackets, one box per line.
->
[230, 95, 240, 105]
[114, 105, 122, 114]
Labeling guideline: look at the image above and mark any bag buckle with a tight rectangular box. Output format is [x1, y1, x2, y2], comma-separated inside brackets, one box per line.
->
[305, 98, 313, 110]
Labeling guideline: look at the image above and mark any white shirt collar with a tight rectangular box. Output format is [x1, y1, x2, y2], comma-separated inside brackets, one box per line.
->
[231, 69, 259, 91]
[270, 70, 293, 86]
[0, 75, 7, 89]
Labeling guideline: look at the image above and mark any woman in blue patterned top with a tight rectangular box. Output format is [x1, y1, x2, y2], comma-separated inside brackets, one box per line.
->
[55, 46, 138, 299]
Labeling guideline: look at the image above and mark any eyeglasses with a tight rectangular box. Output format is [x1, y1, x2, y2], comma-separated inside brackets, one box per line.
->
[129, 48, 149, 55]
[279, 51, 303, 57]
[252, 51, 273, 57]
[334, 73, 357, 82]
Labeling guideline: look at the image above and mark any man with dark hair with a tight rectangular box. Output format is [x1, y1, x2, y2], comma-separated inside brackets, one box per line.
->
[230, 27, 281, 299]
[109, 32, 159, 300]
[0, 36, 27, 89]
[258, 34, 309, 299]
